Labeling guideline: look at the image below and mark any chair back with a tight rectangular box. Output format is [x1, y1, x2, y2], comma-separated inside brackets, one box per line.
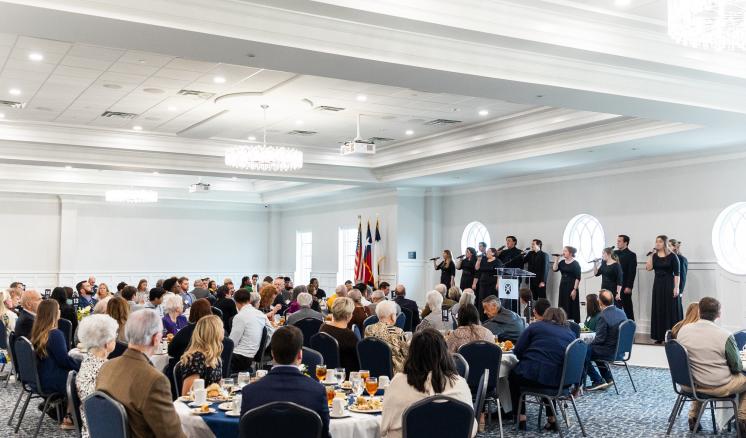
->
[8, 331, 19, 376]
[239, 401, 322, 438]
[14, 336, 43, 393]
[664, 329, 673, 343]
[452, 353, 469, 380]
[309, 332, 341, 369]
[567, 320, 581, 338]
[457, 341, 502, 393]
[0, 320, 6, 349]
[211, 306, 224, 318]
[734, 330, 746, 350]
[402, 395, 474, 438]
[253, 326, 269, 365]
[352, 324, 362, 341]
[615, 319, 636, 361]
[108, 341, 128, 359]
[58, 318, 73, 350]
[357, 337, 393, 378]
[362, 314, 379, 329]
[395, 312, 406, 329]
[173, 362, 185, 397]
[221, 337, 234, 378]
[301, 347, 324, 381]
[83, 391, 130, 438]
[665, 340, 697, 397]
[557, 339, 588, 395]
[400, 307, 414, 332]
[67, 370, 83, 433]
[473, 369, 488, 420]
[293, 318, 323, 347]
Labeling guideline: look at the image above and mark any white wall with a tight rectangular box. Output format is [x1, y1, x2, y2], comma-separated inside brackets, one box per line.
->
[439, 155, 746, 334]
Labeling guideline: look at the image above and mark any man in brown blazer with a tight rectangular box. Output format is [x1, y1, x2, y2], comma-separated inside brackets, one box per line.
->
[96, 309, 186, 438]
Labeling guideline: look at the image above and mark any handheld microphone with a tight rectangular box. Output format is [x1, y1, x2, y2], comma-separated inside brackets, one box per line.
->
[551, 253, 561, 257]
[646, 250, 655, 256]
[524, 247, 531, 251]
[498, 245, 506, 251]
[588, 258, 602, 263]
[456, 255, 465, 259]
[429, 257, 440, 261]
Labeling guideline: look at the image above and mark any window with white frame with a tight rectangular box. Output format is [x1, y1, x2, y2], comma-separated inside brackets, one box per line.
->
[338, 227, 358, 285]
[295, 231, 312, 285]
[461, 221, 491, 255]
[712, 202, 746, 275]
[563, 214, 606, 273]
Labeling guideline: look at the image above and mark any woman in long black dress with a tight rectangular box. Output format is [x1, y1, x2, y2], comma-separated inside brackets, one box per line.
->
[552, 246, 581, 323]
[646, 235, 681, 343]
[456, 247, 477, 291]
[475, 248, 502, 310]
[433, 249, 456, 288]
[593, 247, 624, 304]
[669, 239, 688, 295]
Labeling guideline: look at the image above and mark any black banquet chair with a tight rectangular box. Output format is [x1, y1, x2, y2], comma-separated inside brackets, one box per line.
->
[474, 370, 488, 423]
[66, 370, 83, 437]
[58, 318, 73, 350]
[108, 341, 128, 360]
[293, 318, 323, 347]
[458, 340, 502, 430]
[83, 391, 130, 438]
[597, 319, 637, 394]
[357, 337, 393, 378]
[452, 353, 469, 380]
[403, 395, 474, 438]
[240, 401, 322, 438]
[301, 347, 324, 381]
[310, 332, 340, 370]
[734, 330, 746, 350]
[221, 337, 234, 378]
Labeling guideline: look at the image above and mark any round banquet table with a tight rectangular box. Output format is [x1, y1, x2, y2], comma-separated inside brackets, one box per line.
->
[68, 348, 170, 371]
[579, 331, 596, 344]
[499, 353, 519, 413]
[175, 400, 381, 438]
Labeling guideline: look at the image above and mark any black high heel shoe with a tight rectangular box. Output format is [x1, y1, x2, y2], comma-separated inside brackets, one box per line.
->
[543, 421, 559, 433]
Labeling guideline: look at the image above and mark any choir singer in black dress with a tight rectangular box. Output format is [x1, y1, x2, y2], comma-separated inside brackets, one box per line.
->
[614, 234, 638, 320]
[669, 239, 688, 295]
[474, 248, 503, 313]
[456, 247, 477, 292]
[593, 247, 623, 303]
[523, 239, 549, 300]
[497, 236, 524, 269]
[552, 246, 582, 323]
[646, 235, 681, 344]
[432, 250, 456, 288]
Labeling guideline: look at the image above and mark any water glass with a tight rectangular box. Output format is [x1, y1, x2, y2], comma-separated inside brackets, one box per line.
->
[232, 395, 242, 413]
[351, 377, 364, 397]
[222, 377, 235, 392]
[334, 368, 346, 383]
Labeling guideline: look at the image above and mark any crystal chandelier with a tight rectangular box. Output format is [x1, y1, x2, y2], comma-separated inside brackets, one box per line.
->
[224, 105, 303, 172]
[105, 189, 158, 203]
[668, 0, 746, 51]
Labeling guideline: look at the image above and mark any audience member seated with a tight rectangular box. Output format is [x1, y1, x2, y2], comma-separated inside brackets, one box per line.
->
[96, 309, 186, 438]
[14, 289, 41, 339]
[326, 284, 347, 309]
[144, 287, 166, 319]
[230, 289, 274, 373]
[364, 300, 408, 374]
[2, 286, 20, 315]
[32, 299, 80, 429]
[347, 289, 370, 329]
[671, 302, 699, 339]
[286, 292, 324, 326]
[532, 298, 551, 321]
[96, 283, 111, 302]
[381, 328, 476, 438]
[519, 287, 533, 320]
[482, 295, 525, 342]
[76, 314, 119, 438]
[678, 297, 746, 433]
[445, 304, 494, 353]
[179, 315, 224, 395]
[319, 297, 360, 372]
[0, 288, 18, 335]
[168, 298, 214, 363]
[50, 287, 77, 339]
[241, 326, 331, 438]
[584, 293, 601, 331]
[93, 296, 112, 314]
[417, 290, 455, 333]
[449, 288, 475, 320]
[421, 284, 456, 318]
[76, 280, 96, 309]
[214, 285, 238, 333]
[258, 284, 282, 318]
[106, 297, 131, 342]
[448, 286, 462, 305]
[162, 293, 188, 335]
[508, 307, 576, 431]
[393, 284, 420, 328]
[309, 278, 326, 299]
[190, 279, 213, 302]
[582, 289, 627, 391]
[121, 285, 143, 313]
[136, 279, 149, 305]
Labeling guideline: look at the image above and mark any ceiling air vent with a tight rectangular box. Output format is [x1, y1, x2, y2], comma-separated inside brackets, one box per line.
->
[424, 118, 462, 126]
[177, 89, 215, 99]
[368, 137, 395, 142]
[287, 130, 318, 136]
[0, 100, 24, 109]
[316, 105, 346, 112]
[101, 111, 138, 119]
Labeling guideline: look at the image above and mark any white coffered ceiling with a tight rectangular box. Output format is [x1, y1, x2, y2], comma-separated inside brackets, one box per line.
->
[0, 0, 743, 205]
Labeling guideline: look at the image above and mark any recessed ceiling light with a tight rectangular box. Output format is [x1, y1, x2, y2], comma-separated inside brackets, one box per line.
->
[28, 52, 44, 62]
[614, 0, 631, 6]
[152, 171, 159, 175]
[231, 177, 238, 181]
[248, 136, 256, 141]
[405, 129, 414, 136]
[133, 125, 143, 131]
[356, 94, 367, 102]
[478, 109, 489, 116]
[167, 106, 178, 111]
[0, 113, 4, 119]
[8, 88, 21, 96]
[213, 76, 226, 84]
[296, 120, 304, 125]
[65, 165, 73, 170]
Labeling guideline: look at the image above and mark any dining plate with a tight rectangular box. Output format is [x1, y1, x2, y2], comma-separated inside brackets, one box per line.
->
[188, 402, 210, 408]
[330, 411, 351, 419]
[348, 407, 382, 414]
[225, 411, 241, 417]
[217, 402, 234, 411]
[191, 408, 216, 415]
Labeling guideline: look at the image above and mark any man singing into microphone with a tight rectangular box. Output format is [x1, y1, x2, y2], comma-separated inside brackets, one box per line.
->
[497, 236, 524, 269]
[614, 234, 637, 320]
[523, 239, 549, 300]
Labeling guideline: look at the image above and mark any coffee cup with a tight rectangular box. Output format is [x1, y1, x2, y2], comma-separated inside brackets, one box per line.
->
[194, 388, 207, 405]
[192, 379, 205, 392]
[379, 376, 390, 388]
[256, 370, 268, 378]
[332, 398, 345, 416]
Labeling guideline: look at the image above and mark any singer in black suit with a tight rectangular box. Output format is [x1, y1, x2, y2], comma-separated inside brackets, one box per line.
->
[433, 249, 456, 287]
[497, 236, 524, 269]
[593, 248, 624, 301]
[475, 248, 502, 313]
[614, 234, 638, 320]
[646, 235, 681, 343]
[553, 246, 582, 323]
[669, 239, 688, 294]
[456, 247, 477, 291]
[523, 239, 549, 300]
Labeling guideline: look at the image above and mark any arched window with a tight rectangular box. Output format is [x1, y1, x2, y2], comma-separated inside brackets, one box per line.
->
[563, 214, 606, 273]
[461, 221, 490, 255]
[712, 202, 746, 275]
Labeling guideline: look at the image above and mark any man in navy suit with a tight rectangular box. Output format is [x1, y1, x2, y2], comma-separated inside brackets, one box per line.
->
[583, 289, 628, 391]
[241, 325, 330, 438]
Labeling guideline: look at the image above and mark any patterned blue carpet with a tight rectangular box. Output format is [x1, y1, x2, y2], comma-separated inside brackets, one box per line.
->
[0, 366, 737, 437]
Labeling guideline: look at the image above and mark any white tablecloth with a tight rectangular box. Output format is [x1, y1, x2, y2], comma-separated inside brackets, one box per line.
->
[580, 332, 596, 344]
[498, 353, 519, 412]
[68, 348, 170, 371]
[175, 401, 381, 438]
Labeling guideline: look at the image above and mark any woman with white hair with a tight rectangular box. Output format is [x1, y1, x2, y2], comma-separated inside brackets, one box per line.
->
[416, 290, 454, 333]
[319, 297, 360, 372]
[0, 289, 18, 336]
[162, 293, 188, 335]
[76, 314, 119, 438]
[364, 300, 408, 373]
[449, 288, 476, 320]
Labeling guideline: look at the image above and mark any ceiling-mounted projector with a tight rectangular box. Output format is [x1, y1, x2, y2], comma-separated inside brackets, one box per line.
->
[340, 114, 376, 155]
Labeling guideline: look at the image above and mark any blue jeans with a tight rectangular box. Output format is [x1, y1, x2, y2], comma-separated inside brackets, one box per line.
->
[582, 345, 613, 385]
